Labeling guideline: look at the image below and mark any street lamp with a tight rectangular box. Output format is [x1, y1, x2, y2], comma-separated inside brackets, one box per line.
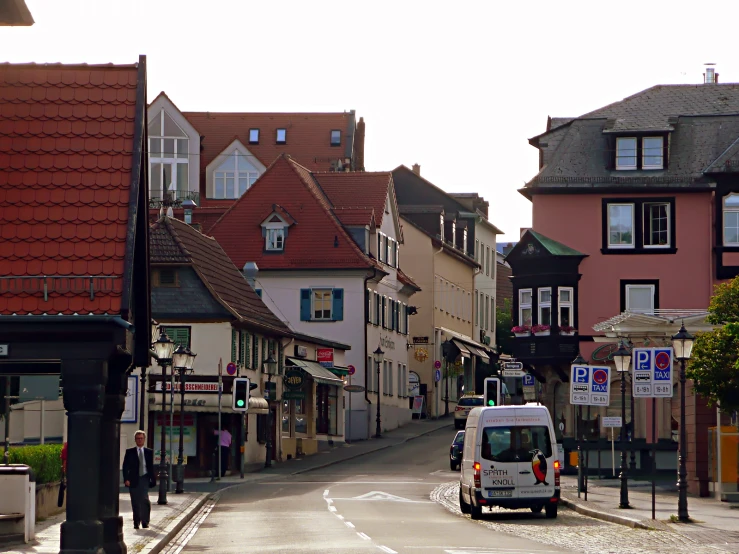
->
[672, 322, 694, 522]
[139, 319, 159, 429]
[173, 345, 196, 494]
[263, 353, 277, 468]
[613, 339, 632, 509]
[152, 329, 175, 505]
[373, 346, 385, 438]
[572, 352, 587, 495]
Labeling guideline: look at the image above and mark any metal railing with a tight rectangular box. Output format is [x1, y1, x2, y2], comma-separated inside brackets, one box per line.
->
[0, 276, 119, 301]
[149, 191, 200, 209]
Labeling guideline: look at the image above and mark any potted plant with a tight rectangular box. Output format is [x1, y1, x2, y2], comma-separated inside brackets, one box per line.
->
[559, 325, 577, 336]
[511, 325, 531, 337]
[531, 324, 551, 336]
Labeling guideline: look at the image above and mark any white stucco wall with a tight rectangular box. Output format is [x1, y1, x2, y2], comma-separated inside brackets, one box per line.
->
[474, 221, 498, 348]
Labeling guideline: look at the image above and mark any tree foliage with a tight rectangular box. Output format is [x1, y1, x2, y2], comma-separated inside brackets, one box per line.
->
[496, 297, 513, 355]
[687, 277, 739, 412]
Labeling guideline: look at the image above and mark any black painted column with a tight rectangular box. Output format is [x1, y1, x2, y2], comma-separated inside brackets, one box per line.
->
[99, 352, 131, 554]
[60, 359, 108, 554]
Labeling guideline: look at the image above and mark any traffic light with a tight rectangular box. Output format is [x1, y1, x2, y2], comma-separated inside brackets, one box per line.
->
[484, 378, 501, 407]
[232, 378, 250, 411]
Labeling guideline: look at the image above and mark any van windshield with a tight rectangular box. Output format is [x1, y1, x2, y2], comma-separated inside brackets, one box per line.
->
[480, 425, 552, 463]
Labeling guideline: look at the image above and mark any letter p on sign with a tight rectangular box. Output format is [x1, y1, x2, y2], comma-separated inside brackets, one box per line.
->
[634, 349, 651, 372]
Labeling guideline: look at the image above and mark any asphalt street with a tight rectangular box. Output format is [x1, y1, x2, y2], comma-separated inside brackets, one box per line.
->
[164, 427, 567, 554]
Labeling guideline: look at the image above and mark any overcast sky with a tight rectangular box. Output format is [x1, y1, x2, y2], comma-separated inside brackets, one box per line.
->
[5, 1, 739, 242]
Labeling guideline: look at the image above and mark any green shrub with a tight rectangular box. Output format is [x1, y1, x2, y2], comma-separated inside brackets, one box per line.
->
[8, 444, 63, 484]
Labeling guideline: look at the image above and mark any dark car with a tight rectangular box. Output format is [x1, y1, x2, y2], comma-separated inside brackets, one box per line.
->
[450, 430, 465, 470]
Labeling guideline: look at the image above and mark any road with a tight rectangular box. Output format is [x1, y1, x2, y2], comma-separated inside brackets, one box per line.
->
[163, 427, 567, 554]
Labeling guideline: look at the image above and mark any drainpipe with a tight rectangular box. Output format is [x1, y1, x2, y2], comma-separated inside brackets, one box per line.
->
[364, 267, 378, 437]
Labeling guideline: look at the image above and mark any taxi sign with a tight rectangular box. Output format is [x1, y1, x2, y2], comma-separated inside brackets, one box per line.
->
[632, 347, 673, 398]
[570, 365, 611, 406]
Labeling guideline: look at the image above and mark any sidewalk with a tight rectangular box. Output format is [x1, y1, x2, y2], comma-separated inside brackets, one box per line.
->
[1, 417, 453, 553]
[560, 474, 739, 541]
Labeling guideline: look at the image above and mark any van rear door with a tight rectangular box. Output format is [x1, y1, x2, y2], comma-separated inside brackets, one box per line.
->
[478, 412, 518, 501]
[514, 409, 556, 500]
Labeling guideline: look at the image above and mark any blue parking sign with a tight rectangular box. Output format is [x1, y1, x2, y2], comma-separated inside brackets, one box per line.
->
[523, 374, 535, 387]
[572, 366, 589, 383]
[633, 348, 652, 372]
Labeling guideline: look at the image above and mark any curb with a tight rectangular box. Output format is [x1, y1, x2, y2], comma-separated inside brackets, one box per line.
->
[140, 493, 210, 554]
[291, 421, 453, 475]
[559, 496, 652, 530]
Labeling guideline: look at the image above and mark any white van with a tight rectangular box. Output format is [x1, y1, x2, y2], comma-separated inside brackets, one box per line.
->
[459, 404, 561, 519]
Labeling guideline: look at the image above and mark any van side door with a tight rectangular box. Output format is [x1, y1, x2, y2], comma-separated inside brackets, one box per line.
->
[479, 424, 519, 500]
[515, 412, 556, 500]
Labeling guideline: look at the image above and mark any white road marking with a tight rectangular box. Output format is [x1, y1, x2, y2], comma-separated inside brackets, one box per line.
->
[324, 489, 329, 496]
[324, 497, 333, 504]
[258, 480, 436, 485]
[344, 521, 355, 528]
[328, 505, 337, 512]
[336, 514, 344, 520]
[377, 546, 397, 553]
[357, 532, 371, 540]
[330, 491, 432, 503]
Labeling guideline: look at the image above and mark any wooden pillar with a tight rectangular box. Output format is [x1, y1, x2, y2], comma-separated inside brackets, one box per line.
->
[100, 352, 131, 554]
[60, 359, 108, 554]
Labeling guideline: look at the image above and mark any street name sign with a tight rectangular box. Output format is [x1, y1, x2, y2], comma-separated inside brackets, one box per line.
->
[632, 347, 673, 398]
[570, 364, 611, 406]
[503, 362, 523, 371]
[502, 369, 524, 377]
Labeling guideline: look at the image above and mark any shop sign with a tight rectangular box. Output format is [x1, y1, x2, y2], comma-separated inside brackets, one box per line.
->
[317, 348, 334, 368]
[283, 390, 306, 400]
[408, 371, 420, 395]
[414, 347, 428, 362]
[284, 368, 305, 390]
[412, 336, 429, 344]
[154, 381, 222, 393]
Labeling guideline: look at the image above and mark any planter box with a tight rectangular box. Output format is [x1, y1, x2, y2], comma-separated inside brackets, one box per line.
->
[35, 481, 64, 521]
[533, 331, 550, 336]
[514, 332, 531, 338]
[560, 331, 576, 336]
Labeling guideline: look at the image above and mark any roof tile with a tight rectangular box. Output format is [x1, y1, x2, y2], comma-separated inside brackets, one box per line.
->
[0, 63, 140, 315]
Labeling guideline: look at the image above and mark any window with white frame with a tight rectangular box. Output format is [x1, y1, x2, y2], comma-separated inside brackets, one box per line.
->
[474, 290, 479, 326]
[642, 137, 663, 169]
[724, 194, 739, 245]
[486, 246, 490, 276]
[519, 289, 533, 327]
[538, 288, 551, 326]
[276, 128, 286, 144]
[367, 356, 374, 392]
[213, 149, 259, 199]
[643, 202, 670, 247]
[558, 287, 573, 327]
[626, 284, 655, 313]
[479, 291, 485, 329]
[398, 364, 404, 397]
[485, 294, 489, 330]
[265, 228, 285, 251]
[489, 296, 494, 330]
[249, 128, 259, 144]
[608, 204, 634, 248]
[616, 137, 637, 169]
[388, 362, 393, 395]
[148, 110, 189, 201]
[312, 289, 332, 320]
[382, 360, 388, 394]
[330, 129, 341, 146]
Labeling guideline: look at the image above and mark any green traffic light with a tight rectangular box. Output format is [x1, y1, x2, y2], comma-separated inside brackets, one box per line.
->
[487, 400, 495, 406]
[237, 399, 245, 407]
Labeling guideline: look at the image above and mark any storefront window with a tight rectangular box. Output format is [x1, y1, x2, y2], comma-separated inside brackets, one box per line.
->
[295, 398, 307, 434]
[328, 387, 338, 435]
[282, 400, 290, 434]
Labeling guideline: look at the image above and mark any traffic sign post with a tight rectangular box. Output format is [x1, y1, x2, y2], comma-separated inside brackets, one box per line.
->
[633, 347, 673, 398]
[522, 373, 536, 401]
[570, 365, 611, 406]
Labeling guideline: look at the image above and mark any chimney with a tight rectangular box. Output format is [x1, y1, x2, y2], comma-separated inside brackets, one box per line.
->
[242, 261, 259, 290]
[412, 163, 421, 176]
[354, 117, 365, 171]
[704, 63, 718, 84]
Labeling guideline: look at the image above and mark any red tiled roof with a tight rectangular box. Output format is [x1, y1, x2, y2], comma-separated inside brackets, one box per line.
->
[397, 268, 421, 291]
[209, 155, 377, 272]
[313, 172, 392, 228]
[182, 111, 354, 184]
[151, 217, 290, 333]
[0, 63, 142, 315]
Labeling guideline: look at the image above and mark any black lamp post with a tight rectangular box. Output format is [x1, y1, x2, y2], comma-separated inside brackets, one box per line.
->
[152, 329, 175, 506]
[140, 319, 159, 429]
[613, 339, 632, 509]
[173, 345, 196, 494]
[263, 353, 277, 468]
[373, 346, 384, 438]
[572, 352, 587, 495]
[671, 322, 694, 522]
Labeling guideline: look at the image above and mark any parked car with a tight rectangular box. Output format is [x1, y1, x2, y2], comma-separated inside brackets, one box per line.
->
[450, 430, 465, 470]
[454, 395, 484, 429]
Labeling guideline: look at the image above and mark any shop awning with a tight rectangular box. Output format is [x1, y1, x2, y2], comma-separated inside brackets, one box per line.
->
[287, 358, 344, 386]
[464, 344, 490, 363]
[452, 339, 471, 357]
[247, 397, 269, 415]
[330, 365, 350, 377]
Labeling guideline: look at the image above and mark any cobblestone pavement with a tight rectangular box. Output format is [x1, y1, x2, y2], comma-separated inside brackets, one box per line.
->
[431, 482, 739, 554]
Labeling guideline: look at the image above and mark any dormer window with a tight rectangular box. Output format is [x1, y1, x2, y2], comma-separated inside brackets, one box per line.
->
[266, 228, 285, 251]
[723, 194, 739, 245]
[616, 136, 664, 170]
[276, 128, 286, 144]
[330, 130, 341, 146]
[249, 129, 259, 144]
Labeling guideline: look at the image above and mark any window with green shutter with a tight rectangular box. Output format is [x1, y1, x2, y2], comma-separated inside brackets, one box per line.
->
[239, 331, 247, 367]
[252, 334, 258, 368]
[163, 326, 191, 349]
[261, 337, 267, 371]
[244, 332, 251, 369]
[230, 329, 237, 363]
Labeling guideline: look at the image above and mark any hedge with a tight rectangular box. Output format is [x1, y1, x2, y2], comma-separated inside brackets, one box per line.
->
[8, 443, 63, 484]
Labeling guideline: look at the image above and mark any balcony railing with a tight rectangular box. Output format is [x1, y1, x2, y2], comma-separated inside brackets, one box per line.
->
[511, 333, 579, 363]
[149, 190, 200, 209]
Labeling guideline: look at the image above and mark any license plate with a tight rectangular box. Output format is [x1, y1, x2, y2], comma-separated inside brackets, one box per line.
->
[488, 490, 512, 498]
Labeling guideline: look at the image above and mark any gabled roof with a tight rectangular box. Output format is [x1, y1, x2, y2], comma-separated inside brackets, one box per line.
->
[183, 111, 356, 173]
[313, 171, 393, 228]
[150, 217, 290, 334]
[209, 155, 382, 273]
[0, 0, 34, 25]
[0, 61, 148, 316]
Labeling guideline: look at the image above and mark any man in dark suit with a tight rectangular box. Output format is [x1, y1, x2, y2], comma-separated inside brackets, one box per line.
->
[122, 430, 156, 529]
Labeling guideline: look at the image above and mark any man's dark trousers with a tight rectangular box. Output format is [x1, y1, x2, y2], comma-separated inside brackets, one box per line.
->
[129, 477, 151, 526]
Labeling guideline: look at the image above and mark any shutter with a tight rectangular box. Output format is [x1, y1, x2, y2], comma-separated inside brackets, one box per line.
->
[332, 288, 344, 321]
[374, 292, 380, 325]
[163, 327, 189, 348]
[244, 332, 251, 369]
[391, 300, 396, 331]
[394, 241, 399, 268]
[300, 289, 311, 321]
[252, 334, 258, 369]
[261, 337, 267, 370]
[237, 331, 244, 366]
[365, 289, 371, 323]
[231, 329, 237, 363]
[278, 341, 284, 374]
[382, 296, 386, 328]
